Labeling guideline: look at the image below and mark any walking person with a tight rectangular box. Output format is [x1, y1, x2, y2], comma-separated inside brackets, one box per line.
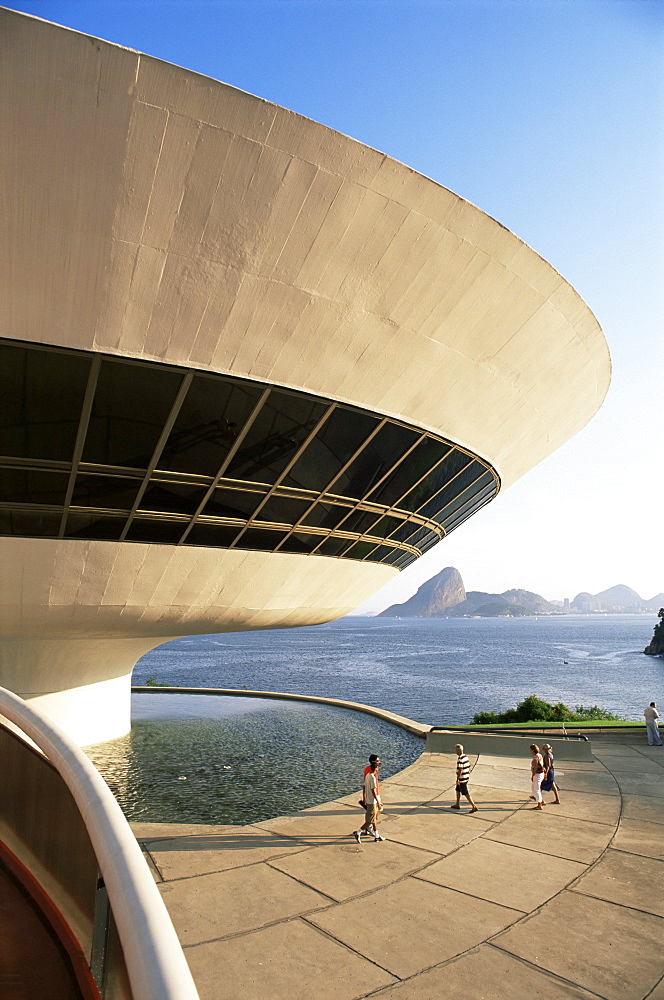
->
[644, 702, 663, 746]
[359, 753, 380, 807]
[451, 743, 478, 812]
[353, 759, 385, 843]
[541, 743, 561, 803]
[530, 744, 545, 809]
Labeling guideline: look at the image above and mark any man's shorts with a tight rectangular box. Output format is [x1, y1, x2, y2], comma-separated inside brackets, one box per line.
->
[364, 802, 380, 827]
[457, 781, 469, 796]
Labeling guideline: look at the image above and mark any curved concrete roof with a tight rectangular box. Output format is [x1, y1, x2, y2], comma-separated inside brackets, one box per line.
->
[1, 8, 610, 490]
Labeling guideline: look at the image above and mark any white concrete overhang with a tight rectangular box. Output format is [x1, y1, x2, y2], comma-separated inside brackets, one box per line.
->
[0, 8, 610, 492]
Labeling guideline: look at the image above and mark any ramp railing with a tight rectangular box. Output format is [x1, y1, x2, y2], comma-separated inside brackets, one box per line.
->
[0, 686, 199, 1000]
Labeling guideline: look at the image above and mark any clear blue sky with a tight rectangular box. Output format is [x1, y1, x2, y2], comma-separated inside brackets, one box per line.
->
[6, 0, 664, 605]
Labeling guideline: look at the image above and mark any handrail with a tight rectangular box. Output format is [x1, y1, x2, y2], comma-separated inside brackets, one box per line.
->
[0, 687, 199, 1000]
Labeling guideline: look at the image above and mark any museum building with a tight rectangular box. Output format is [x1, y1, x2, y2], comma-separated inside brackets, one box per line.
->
[0, 9, 611, 745]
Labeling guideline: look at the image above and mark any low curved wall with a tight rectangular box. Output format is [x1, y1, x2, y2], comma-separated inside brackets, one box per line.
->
[132, 685, 430, 737]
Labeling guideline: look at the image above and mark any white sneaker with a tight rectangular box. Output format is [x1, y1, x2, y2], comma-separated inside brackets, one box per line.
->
[353, 831, 362, 843]
[374, 834, 385, 842]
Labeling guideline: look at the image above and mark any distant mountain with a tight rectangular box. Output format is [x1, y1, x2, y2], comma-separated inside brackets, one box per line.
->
[378, 568, 661, 618]
[378, 567, 465, 617]
[379, 569, 556, 618]
[443, 588, 556, 617]
[571, 585, 661, 613]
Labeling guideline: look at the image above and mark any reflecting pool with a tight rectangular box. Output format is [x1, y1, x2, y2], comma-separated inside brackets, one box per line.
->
[85, 693, 424, 825]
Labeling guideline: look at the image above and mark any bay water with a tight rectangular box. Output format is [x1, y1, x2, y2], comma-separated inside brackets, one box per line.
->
[134, 614, 660, 725]
[86, 614, 661, 824]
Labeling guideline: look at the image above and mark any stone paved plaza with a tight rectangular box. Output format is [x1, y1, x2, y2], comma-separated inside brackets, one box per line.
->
[133, 735, 664, 1000]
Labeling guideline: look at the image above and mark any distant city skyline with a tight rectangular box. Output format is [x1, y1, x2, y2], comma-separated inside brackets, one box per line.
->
[8, 0, 663, 609]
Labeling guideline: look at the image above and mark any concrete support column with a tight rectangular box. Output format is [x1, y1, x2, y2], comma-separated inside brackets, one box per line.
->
[0, 638, 163, 746]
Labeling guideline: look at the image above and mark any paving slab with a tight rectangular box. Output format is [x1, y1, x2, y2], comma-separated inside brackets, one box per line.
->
[415, 752, 456, 768]
[538, 768, 617, 796]
[416, 838, 585, 911]
[535, 790, 621, 825]
[612, 817, 664, 860]
[571, 849, 664, 916]
[160, 862, 330, 945]
[597, 757, 664, 774]
[494, 890, 664, 1000]
[431, 783, 526, 818]
[474, 755, 531, 770]
[484, 809, 614, 864]
[185, 918, 397, 1000]
[621, 793, 664, 825]
[465, 763, 533, 794]
[387, 763, 458, 790]
[380, 806, 493, 855]
[610, 774, 664, 799]
[371, 943, 599, 999]
[646, 977, 664, 1000]
[337, 782, 440, 812]
[267, 839, 438, 902]
[143, 826, 309, 879]
[256, 801, 364, 842]
[308, 877, 521, 979]
[132, 821, 239, 839]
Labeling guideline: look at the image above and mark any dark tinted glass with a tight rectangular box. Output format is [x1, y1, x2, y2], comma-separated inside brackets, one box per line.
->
[396, 552, 416, 569]
[418, 459, 482, 520]
[427, 465, 491, 522]
[0, 343, 90, 461]
[364, 545, 393, 563]
[237, 528, 287, 551]
[158, 375, 262, 477]
[72, 475, 141, 511]
[419, 531, 441, 553]
[140, 481, 208, 515]
[337, 509, 382, 535]
[254, 495, 312, 526]
[278, 532, 322, 554]
[226, 390, 327, 484]
[398, 448, 471, 514]
[301, 501, 352, 530]
[386, 519, 423, 544]
[83, 360, 183, 468]
[203, 487, 264, 520]
[283, 406, 379, 492]
[381, 549, 407, 566]
[186, 523, 240, 548]
[126, 519, 187, 544]
[64, 512, 126, 540]
[440, 480, 496, 530]
[316, 536, 352, 557]
[0, 508, 60, 536]
[365, 515, 405, 540]
[0, 469, 69, 505]
[335, 423, 419, 500]
[367, 437, 448, 508]
[402, 525, 430, 548]
[344, 540, 379, 560]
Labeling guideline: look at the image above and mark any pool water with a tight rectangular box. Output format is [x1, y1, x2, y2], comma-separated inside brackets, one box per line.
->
[85, 693, 423, 825]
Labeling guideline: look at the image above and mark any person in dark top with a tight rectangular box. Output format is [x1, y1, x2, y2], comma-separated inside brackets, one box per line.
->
[541, 743, 561, 803]
[451, 743, 478, 812]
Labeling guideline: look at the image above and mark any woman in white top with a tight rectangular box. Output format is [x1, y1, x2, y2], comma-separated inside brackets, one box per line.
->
[530, 744, 545, 810]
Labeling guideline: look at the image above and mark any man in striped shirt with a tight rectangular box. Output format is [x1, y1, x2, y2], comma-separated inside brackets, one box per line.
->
[451, 743, 478, 812]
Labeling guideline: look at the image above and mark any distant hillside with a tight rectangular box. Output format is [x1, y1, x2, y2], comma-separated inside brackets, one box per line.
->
[379, 569, 555, 618]
[378, 569, 661, 618]
[571, 586, 662, 613]
[378, 567, 465, 617]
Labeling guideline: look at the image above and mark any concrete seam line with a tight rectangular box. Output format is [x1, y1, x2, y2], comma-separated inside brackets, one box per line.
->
[0, 687, 200, 1000]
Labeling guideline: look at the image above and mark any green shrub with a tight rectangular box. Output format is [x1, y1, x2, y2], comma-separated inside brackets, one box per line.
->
[472, 694, 623, 725]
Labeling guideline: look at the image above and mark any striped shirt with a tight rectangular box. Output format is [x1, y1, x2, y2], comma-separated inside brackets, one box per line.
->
[456, 754, 470, 782]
